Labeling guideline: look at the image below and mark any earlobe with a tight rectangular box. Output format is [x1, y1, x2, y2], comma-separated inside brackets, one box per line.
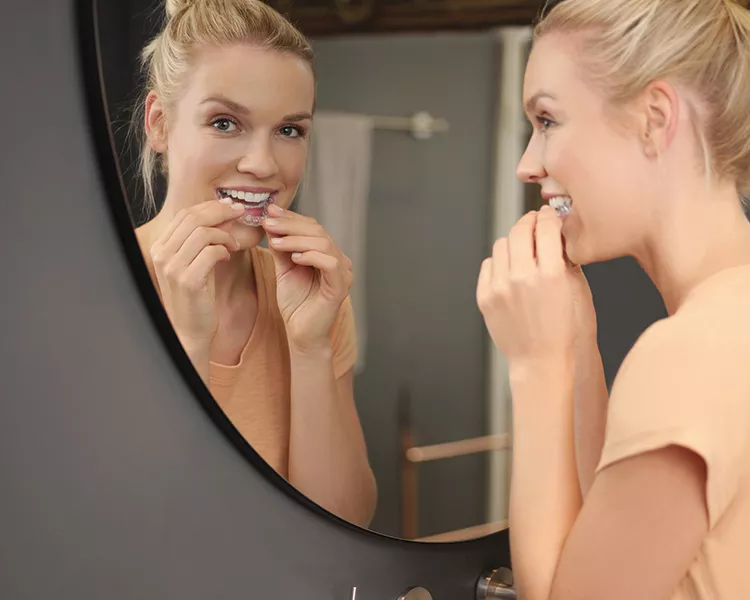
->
[144, 91, 168, 153]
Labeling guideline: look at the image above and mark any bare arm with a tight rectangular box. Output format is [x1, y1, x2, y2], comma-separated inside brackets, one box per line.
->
[288, 348, 377, 528]
[573, 336, 609, 498]
[508, 359, 582, 600]
[569, 266, 610, 498]
[549, 445, 707, 600]
[513, 323, 711, 600]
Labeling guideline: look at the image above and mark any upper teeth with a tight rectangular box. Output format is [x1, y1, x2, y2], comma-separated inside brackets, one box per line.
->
[549, 196, 572, 215]
[221, 189, 272, 204]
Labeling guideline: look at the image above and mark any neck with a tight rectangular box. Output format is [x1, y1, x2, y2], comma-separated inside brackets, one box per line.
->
[633, 184, 750, 315]
[214, 249, 256, 304]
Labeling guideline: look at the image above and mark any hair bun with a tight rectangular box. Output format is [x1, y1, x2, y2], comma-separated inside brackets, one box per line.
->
[165, 0, 193, 18]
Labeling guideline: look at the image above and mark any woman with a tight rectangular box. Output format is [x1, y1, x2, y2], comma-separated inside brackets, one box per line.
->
[129, 0, 376, 527]
[477, 0, 750, 598]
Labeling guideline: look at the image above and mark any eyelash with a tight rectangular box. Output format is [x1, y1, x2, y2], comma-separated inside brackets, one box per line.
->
[535, 115, 555, 131]
[211, 116, 239, 133]
[210, 117, 308, 139]
[279, 124, 308, 139]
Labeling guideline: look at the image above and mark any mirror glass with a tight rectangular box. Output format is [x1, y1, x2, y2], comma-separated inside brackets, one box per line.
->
[96, 0, 545, 542]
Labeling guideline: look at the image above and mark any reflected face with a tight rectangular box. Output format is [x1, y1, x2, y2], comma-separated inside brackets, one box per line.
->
[149, 43, 315, 248]
[517, 33, 649, 265]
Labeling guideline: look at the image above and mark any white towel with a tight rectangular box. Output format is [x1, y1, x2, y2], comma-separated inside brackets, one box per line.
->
[297, 111, 374, 373]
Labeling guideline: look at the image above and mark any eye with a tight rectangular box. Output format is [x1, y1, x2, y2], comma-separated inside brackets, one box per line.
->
[279, 125, 306, 139]
[211, 117, 238, 133]
[536, 115, 555, 131]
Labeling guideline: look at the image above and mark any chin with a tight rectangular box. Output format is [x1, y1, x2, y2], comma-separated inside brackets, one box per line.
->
[229, 221, 266, 250]
[563, 236, 592, 267]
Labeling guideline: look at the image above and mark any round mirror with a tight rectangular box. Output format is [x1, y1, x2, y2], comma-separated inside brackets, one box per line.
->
[95, 0, 543, 542]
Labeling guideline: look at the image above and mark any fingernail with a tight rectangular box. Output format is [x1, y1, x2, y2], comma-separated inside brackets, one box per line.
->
[218, 196, 233, 205]
[291, 252, 302, 260]
[268, 204, 284, 215]
[231, 203, 245, 212]
[265, 218, 279, 226]
[270, 237, 283, 246]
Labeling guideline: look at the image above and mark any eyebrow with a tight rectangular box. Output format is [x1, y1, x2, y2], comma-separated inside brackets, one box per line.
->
[524, 91, 558, 113]
[200, 95, 312, 122]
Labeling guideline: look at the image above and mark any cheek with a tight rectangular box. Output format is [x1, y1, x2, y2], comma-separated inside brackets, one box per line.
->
[276, 141, 308, 185]
[169, 126, 240, 174]
[277, 142, 307, 179]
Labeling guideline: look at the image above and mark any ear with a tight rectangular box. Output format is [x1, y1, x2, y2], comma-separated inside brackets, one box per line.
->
[144, 91, 168, 153]
[638, 81, 679, 160]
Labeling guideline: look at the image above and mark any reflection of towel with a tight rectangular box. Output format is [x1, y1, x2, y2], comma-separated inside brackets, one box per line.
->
[297, 112, 373, 373]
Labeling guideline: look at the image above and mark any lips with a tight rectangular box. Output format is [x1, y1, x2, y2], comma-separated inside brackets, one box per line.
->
[217, 188, 276, 227]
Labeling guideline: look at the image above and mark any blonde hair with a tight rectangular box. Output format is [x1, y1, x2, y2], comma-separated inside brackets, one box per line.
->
[535, 0, 750, 202]
[129, 0, 315, 218]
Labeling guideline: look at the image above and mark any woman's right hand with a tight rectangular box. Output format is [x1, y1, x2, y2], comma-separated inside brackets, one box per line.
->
[149, 201, 244, 355]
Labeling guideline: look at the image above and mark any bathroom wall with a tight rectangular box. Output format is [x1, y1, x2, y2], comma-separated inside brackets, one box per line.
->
[97, 0, 671, 540]
[309, 32, 500, 537]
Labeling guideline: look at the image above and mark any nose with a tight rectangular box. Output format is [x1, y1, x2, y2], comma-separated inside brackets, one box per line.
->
[516, 136, 546, 184]
[237, 134, 279, 180]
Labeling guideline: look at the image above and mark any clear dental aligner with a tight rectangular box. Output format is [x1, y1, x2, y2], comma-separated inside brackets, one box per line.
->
[549, 195, 572, 217]
[218, 188, 275, 227]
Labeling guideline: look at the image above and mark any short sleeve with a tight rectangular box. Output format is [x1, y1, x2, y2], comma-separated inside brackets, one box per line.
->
[330, 295, 358, 380]
[595, 320, 750, 529]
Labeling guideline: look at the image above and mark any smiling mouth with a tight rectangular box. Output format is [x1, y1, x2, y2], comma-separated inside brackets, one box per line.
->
[217, 189, 276, 227]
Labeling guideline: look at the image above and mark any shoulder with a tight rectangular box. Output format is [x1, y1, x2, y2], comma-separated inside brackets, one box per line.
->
[603, 288, 750, 477]
[614, 290, 750, 403]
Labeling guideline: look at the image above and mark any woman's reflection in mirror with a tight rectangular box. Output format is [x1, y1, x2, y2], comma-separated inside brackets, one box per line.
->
[127, 0, 376, 528]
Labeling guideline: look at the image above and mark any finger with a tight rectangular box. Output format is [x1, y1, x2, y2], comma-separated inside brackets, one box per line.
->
[266, 203, 317, 223]
[491, 238, 510, 281]
[159, 202, 245, 258]
[476, 257, 493, 308]
[290, 250, 341, 276]
[177, 245, 231, 291]
[262, 211, 326, 238]
[156, 200, 238, 245]
[169, 226, 239, 273]
[535, 205, 565, 274]
[266, 232, 296, 277]
[508, 211, 538, 275]
[268, 235, 336, 256]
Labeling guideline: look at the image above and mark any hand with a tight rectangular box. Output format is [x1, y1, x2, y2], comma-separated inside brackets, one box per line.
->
[149, 200, 244, 351]
[477, 206, 576, 372]
[262, 204, 352, 352]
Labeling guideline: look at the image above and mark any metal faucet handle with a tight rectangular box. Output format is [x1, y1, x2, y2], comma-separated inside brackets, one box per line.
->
[476, 568, 517, 599]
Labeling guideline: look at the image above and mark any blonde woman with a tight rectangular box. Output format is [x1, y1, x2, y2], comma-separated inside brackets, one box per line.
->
[478, 0, 750, 598]
[130, 0, 376, 527]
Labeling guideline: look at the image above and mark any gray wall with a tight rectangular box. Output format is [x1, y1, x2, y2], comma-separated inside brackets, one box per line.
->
[311, 32, 500, 538]
[2, 4, 513, 598]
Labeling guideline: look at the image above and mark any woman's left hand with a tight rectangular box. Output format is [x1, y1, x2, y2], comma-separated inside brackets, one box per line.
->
[477, 205, 577, 373]
[262, 203, 352, 353]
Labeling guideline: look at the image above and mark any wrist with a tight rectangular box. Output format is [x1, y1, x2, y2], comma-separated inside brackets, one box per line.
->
[509, 354, 575, 387]
[177, 334, 211, 359]
[288, 339, 334, 362]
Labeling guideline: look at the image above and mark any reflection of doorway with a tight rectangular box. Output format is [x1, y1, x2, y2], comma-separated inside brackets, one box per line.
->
[311, 31, 500, 539]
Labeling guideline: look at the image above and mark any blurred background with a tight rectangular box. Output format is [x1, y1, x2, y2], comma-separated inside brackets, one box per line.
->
[96, 0, 668, 542]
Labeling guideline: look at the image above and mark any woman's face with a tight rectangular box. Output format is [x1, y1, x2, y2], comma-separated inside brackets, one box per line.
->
[147, 43, 315, 249]
[517, 33, 655, 266]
